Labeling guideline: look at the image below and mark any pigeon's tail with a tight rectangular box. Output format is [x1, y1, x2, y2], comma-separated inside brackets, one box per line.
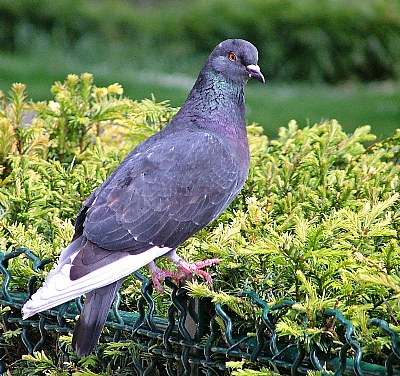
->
[22, 236, 171, 319]
[72, 278, 124, 357]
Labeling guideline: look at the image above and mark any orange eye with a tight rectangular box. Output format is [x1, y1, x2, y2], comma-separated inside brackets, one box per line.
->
[228, 52, 237, 62]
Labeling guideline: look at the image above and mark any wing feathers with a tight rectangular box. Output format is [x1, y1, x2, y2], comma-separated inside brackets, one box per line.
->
[22, 240, 171, 319]
[83, 131, 241, 251]
[23, 131, 246, 320]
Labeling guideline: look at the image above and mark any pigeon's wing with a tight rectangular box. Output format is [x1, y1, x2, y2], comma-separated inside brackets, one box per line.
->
[22, 130, 245, 319]
[71, 130, 242, 279]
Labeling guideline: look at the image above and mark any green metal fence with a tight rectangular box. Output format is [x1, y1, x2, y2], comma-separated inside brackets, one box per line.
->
[1, 248, 400, 375]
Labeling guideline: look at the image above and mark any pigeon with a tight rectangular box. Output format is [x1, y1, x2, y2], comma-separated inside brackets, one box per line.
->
[22, 39, 265, 357]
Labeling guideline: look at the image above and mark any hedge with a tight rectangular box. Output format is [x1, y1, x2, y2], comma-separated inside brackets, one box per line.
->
[0, 0, 399, 83]
[0, 75, 399, 374]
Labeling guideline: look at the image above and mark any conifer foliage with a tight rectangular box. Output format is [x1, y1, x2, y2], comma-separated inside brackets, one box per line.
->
[0, 75, 399, 374]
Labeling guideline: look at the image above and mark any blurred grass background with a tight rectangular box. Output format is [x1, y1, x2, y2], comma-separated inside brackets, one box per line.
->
[0, 0, 399, 138]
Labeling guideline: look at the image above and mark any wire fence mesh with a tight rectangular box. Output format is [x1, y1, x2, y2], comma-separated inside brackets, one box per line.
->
[1, 248, 400, 375]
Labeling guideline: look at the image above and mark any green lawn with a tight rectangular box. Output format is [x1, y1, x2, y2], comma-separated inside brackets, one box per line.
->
[0, 52, 399, 139]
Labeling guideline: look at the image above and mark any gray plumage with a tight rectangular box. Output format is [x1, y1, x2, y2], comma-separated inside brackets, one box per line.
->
[22, 39, 264, 357]
[71, 279, 124, 355]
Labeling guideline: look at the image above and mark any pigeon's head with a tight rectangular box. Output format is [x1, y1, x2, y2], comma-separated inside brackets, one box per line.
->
[207, 39, 265, 85]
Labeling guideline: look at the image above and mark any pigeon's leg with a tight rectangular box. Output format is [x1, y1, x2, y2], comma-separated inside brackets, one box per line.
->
[166, 250, 220, 285]
[147, 261, 179, 293]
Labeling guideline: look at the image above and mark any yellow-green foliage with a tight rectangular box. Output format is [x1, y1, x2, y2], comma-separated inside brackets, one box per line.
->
[183, 119, 400, 362]
[0, 76, 399, 373]
[0, 74, 177, 290]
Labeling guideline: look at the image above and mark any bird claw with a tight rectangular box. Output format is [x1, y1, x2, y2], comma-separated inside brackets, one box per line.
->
[148, 256, 220, 292]
[151, 269, 179, 293]
[177, 258, 220, 285]
[148, 261, 179, 293]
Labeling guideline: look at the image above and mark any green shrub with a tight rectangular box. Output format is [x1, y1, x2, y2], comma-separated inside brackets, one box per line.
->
[0, 76, 399, 373]
[0, 73, 177, 257]
[180, 0, 400, 82]
[0, 0, 399, 82]
[184, 120, 400, 365]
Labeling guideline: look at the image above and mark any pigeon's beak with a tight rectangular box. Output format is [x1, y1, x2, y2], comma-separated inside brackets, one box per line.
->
[246, 64, 265, 84]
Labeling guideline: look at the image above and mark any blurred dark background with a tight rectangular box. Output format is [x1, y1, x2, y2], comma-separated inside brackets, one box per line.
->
[0, 0, 399, 138]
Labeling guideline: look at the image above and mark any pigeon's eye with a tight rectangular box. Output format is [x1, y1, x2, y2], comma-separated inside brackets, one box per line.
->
[228, 52, 237, 62]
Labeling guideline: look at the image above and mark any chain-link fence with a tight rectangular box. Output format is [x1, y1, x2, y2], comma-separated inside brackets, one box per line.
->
[1, 248, 400, 375]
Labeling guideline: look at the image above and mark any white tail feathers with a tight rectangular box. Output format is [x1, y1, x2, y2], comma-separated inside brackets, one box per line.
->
[22, 245, 171, 319]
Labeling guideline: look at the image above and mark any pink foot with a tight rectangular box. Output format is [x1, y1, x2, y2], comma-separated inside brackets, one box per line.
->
[147, 253, 220, 292]
[165, 250, 220, 285]
[148, 261, 179, 293]
[176, 258, 220, 285]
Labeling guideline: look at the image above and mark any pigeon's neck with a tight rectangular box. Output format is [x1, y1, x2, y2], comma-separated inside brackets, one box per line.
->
[174, 69, 246, 135]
